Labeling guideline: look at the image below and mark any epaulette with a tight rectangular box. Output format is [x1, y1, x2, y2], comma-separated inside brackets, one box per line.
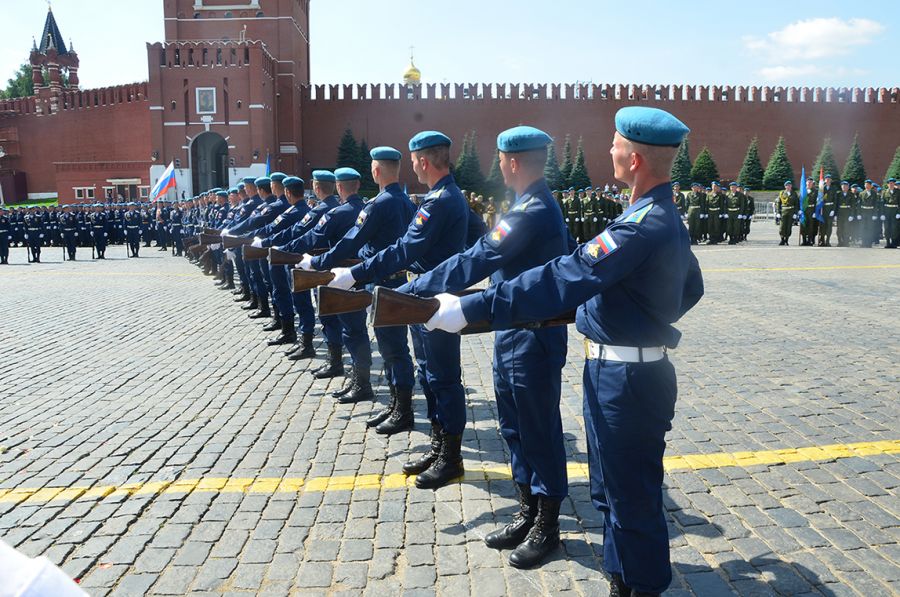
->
[621, 203, 654, 224]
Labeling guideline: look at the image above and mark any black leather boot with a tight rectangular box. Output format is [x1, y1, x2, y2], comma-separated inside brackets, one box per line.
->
[366, 384, 396, 428]
[249, 294, 271, 319]
[262, 316, 282, 332]
[403, 421, 442, 475]
[267, 317, 296, 346]
[224, 269, 236, 290]
[484, 483, 537, 549]
[609, 574, 632, 597]
[375, 386, 413, 435]
[339, 367, 375, 404]
[508, 496, 561, 569]
[331, 367, 357, 398]
[287, 333, 316, 360]
[415, 431, 464, 490]
[312, 343, 344, 379]
[241, 293, 259, 309]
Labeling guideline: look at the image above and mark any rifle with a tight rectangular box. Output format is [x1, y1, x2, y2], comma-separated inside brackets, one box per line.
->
[317, 287, 373, 316]
[370, 287, 577, 335]
[203, 228, 222, 235]
[242, 245, 269, 261]
[183, 235, 199, 248]
[289, 258, 365, 292]
[268, 247, 330, 266]
[198, 233, 220, 246]
[222, 235, 252, 249]
[187, 243, 205, 257]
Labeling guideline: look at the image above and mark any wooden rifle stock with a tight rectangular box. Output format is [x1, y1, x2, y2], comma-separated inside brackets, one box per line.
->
[187, 243, 205, 256]
[292, 269, 335, 292]
[198, 233, 220, 246]
[371, 287, 577, 335]
[317, 287, 372, 316]
[269, 248, 303, 266]
[183, 235, 199, 248]
[203, 228, 222, 235]
[222, 235, 252, 249]
[242, 245, 269, 260]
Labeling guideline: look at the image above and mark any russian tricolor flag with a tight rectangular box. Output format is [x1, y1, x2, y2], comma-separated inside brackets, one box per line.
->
[150, 162, 177, 202]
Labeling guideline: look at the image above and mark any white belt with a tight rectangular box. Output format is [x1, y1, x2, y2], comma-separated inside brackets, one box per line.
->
[584, 339, 666, 363]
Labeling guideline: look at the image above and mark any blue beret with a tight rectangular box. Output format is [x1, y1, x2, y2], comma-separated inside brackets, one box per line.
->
[711, 181, 721, 187]
[824, 173, 833, 178]
[229, 187, 239, 194]
[691, 182, 700, 187]
[888, 178, 896, 183]
[841, 180, 849, 185]
[806, 177, 814, 182]
[238, 183, 245, 190]
[282, 176, 305, 190]
[216, 191, 229, 198]
[254, 176, 271, 186]
[312, 170, 336, 182]
[269, 172, 287, 183]
[409, 130, 452, 152]
[567, 187, 574, 192]
[729, 181, 738, 187]
[496, 126, 552, 153]
[865, 179, 873, 184]
[370, 146, 402, 161]
[784, 180, 793, 187]
[242, 176, 257, 185]
[334, 167, 361, 181]
[614, 106, 689, 147]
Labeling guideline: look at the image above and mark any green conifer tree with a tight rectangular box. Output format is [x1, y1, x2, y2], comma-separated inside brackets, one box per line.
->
[812, 138, 840, 180]
[356, 139, 377, 196]
[336, 128, 359, 169]
[840, 134, 867, 188]
[884, 146, 900, 181]
[487, 151, 505, 199]
[544, 143, 565, 190]
[670, 138, 692, 187]
[762, 136, 795, 189]
[737, 138, 764, 189]
[560, 135, 574, 186]
[568, 138, 592, 190]
[690, 147, 720, 186]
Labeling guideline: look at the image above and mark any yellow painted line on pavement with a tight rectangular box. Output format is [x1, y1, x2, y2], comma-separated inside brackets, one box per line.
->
[705, 264, 900, 273]
[1, 439, 897, 506]
[0, 271, 197, 278]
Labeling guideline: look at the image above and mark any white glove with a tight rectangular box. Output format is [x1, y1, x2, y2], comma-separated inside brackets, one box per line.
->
[857, 215, 862, 220]
[327, 267, 356, 290]
[880, 215, 885, 221]
[872, 216, 878, 221]
[895, 213, 900, 219]
[793, 214, 798, 220]
[829, 211, 835, 217]
[221, 228, 230, 236]
[251, 237, 263, 248]
[299, 254, 314, 271]
[224, 248, 235, 261]
[425, 293, 467, 333]
[209, 243, 222, 250]
[593, 218, 598, 222]
[848, 216, 854, 222]
[39, 234, 44, 239]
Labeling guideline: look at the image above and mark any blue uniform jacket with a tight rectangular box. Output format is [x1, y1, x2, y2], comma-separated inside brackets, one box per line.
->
[230, 195, 287, 235]
[460, 182, 704, 349]
[350, 173, 468, 283]
[465, 207, 487, 249]
[228, 195, 262, 229]
[403, 179, 574, 297]
[311, 183, 416, 271]
[257, 200, 310, 239]
[282, 195, 366, 254]
[265, 195, 339, 248]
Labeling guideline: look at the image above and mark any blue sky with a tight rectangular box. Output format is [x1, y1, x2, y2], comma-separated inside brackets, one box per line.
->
[1, 0, 895, 90]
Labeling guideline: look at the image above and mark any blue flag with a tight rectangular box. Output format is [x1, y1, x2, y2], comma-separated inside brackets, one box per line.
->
[814, 167, 826, 223]
[265, 153, 271, 176]
[798, 166, 807, 225]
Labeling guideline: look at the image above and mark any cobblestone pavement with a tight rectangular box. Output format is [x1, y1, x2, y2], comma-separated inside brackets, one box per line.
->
[0, 226, 898, 596]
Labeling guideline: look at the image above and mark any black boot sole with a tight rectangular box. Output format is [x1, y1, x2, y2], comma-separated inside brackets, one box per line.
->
[415, 464, 464, 489]
[267, 336, 296, 346]
[375, 415, 414, 435]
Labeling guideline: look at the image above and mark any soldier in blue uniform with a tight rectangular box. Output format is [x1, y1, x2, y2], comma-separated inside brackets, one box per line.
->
[0, 207, 10, 264]
[60, 204, 79, 260]
[170, 201, 184, 256]
[398, 126, 574, 567]
[327, 131, 469, 490]
[251, 176, 310, 346]
[226, 176, 263, 306]
[24, 208, 44, 263]
[425, 108, 704, 596]
[90, 203, 109, 259]
[299, 147, 417, 415]
[125, 203, 142, 257]
[262, 171, 340, 362]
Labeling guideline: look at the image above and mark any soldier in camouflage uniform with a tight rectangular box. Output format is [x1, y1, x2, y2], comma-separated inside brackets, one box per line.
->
[705, 182, 726, 244]
[834, 181, 856, 247]
[672, 182, 686, 215]
[741, 185, 755, 241]
[882, 178, 899, 248]
[857, 180, 880, 247]
[777, 181, 800, 245]
[563, 188, 583, 242]
[685, 182, 706, 245]
[817, 174, 838, 247]
[801, 177, 819, 246]
[725, 182, 744, 244]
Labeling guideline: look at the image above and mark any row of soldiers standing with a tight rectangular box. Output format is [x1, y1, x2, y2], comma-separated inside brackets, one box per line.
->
[556, 187, 626, 243]
[775, 175, 899, 247]
[675, 181, 755, 245]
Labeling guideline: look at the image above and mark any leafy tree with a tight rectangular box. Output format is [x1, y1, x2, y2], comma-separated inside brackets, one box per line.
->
[690, 147, 719, 186]
[883, 146, 900, 182]
[568, 137, 591, 190]
[336, 128, 359, 170]
[486, 151, 505, 199]
[762, 136, 795, 189]
[812, 138, 840, 180]
[841, 134, 867, 188]
[737, 137, 764, 190]
[670, 138, 692, 187]
[0, 62, 34, 99]
[544, 143, 565, 190]
[560, 135, 574, 186]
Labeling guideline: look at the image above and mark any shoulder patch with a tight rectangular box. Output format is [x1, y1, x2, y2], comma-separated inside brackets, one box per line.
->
[425, 187, 446, 201]
[487, 220, 512, 245]
[622, 204, 654, 224]
[510, 198, 536, 213]
[356, 210, 369, 227]
[414, 207, 431, 228]
[317, 214, 330, 228]
[584, 230, 619, 264]
[300, 213, 312, 225]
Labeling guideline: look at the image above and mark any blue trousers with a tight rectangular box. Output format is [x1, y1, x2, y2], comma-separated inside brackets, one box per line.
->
[373, 325, 415, 391]
[270, 264, 295, 320]
[410, 325, 466, 435]
[494, 328, 568, 499]
[248, 258, 272, 300]
[583, 357, 677, 595]
[293, 289, 316, 335]
[320, 314, 342, 345]
[338, 310, 371, 369]
[93, 230, 107, 252]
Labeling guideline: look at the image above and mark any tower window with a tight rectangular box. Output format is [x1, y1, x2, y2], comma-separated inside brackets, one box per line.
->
[193, 12, 200, 19]
[224, 11, 233, 18]
[256, 11, 264, 17]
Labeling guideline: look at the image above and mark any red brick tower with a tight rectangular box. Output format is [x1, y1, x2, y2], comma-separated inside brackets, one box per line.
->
[147, 0, 310, 196]
[29, 6, 80, 116]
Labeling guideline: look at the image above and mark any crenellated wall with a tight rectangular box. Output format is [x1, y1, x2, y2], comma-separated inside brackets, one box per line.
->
[300, 83, 900, 192]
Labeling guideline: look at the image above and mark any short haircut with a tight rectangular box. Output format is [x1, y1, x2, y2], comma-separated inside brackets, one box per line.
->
[314, 180, 336, 195]
[506, 147, 547, 171]
[257, 182, 272, 194]
[415, 145, 451, 170]
[623, 138, 677, 178]
[374, 159, 401, 177]
[337, 179, 361, 194]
